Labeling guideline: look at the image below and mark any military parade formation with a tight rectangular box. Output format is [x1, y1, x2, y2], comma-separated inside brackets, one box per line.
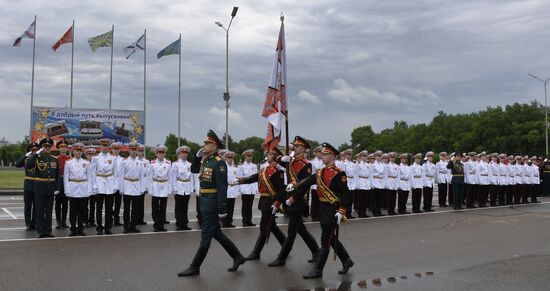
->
[14, 129, 548, 280]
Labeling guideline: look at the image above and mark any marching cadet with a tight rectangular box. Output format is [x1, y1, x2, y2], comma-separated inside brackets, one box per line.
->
[513, 155, 524, 204]
[370, 151, 385, 216]
[410, 153, 423, 213]
[85, 147, 97, 227]
[110, 142, 124, 226]
[26, 138, 62, 238]
[63, 143, 90, 236]
[178, 130, 245, 277]
[476, 153, 490, 207]
[340, 149, 356, 219]
[54, 140, 70, 230]
[464, 152, 478, 208]
[171, 146, 193, 231]
[497, 154, 508, 206]
[222, 151, 239, 228]
[286, 142, 354, 279]
[397, 153, 411, 214]
[435, 152, 449, 207]
[15, 142, 39, 231]
[506, 155, 517, 205]
[422, 151, 435, 212]
[447, 152, 465, 210]
[385, 152, 399, 215]
[147, 145, 172, 232]
[136, 144, 148, 225]
[354, 150, 371, 218]
[269, 136, 320, 267]
[233, 147, 287, 260]
[238, 149, 258, 226]
[90, 138, 118, 235]
[530, 156, 541, 203]
[118, 143, 146, 233]
[488, 153, 500, 207]
[310, 146, 324, 221]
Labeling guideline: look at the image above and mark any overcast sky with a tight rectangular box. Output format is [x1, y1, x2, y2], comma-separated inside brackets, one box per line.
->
[2, 0, 550, 147]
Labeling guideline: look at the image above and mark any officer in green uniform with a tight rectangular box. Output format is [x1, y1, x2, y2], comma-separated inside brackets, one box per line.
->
[26, 138, 62, 238]
[15, 142, 40, 231]
[178, 130, 245, 277]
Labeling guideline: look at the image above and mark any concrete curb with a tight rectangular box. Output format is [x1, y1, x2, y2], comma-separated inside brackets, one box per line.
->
[0, 190, 23, 196]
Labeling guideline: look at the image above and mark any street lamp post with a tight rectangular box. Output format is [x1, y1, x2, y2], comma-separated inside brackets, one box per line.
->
[528, 73, 550, 155]
[216, 6, 238, 149]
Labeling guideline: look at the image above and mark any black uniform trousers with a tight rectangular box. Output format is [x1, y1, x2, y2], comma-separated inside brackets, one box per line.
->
[452, 182, 464, 210]
[397, 189, 409, 214]
[151, 196, 168, 230]
[386, 189, 397, 214]
[371, 188, 384, 215]
[411, 188, 422, 212]
[448, 183, 454, 206]
[136, 193, 146, 223]
[465, 184, 476, 207]
[506, 185, 515, 205]
[123, 195, 140, 230]
[34, 192, 54, 236]
[437, 183, 448, 206]
[69, 197, 87, 233]
[478, 185, 489, 206]
[87, 194, 96, 224]
[249, 202, 286, 256]
[531, 183, 540, 202]
[277, 211, 319, 260]
[23, 190, 36, 227]
[310, 190, 320, 221]
[513, 184, 523, 204]
[241, 194, 255, 225]
[174, 194, 191, 227]
[55, 187, 68, 226]
[113, 191, 122, 223]
[422, 187, 433, 211]
[355, 189, 369, 217]
[223, 197, 236, 225]
[497, 185, 506, 205]
[96, 194, 114, 232]
[521, 184, 531, 203]
[489, 184, 499, 206]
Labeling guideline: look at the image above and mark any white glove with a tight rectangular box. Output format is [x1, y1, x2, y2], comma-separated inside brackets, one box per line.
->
[281, 155, 291, 163]
[285, 199, 292, 206]
[286, 183, 295, 192]
[219, 213, 227, 219]
[271, 204, 278, 215]
[335, 212, 344, 225]
[36, 148, 43, 155]
[289, 151, 295, 157]
[229, 179, 240, 186]
[25, 151, 33, 157]
[196, 148, 204, 158]
[54, 191, 60, 195]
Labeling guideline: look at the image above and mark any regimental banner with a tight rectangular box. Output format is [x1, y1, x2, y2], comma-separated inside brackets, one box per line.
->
[31, 107, 145, 147]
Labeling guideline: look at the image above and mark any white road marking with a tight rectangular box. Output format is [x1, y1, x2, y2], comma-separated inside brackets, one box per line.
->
[2, 208, 18, 219]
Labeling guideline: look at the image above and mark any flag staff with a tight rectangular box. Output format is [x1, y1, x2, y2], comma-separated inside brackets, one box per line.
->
[29, 15, 37, 140]
[109, 24, 114, 109]
[70, 20, 75, 108]
[280, 13, 290, 154]
[177, 33, 182, 148]
[144, 29, 147, 156]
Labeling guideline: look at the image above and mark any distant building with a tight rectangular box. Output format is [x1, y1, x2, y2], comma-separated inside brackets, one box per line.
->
[0, 137, 9, 147]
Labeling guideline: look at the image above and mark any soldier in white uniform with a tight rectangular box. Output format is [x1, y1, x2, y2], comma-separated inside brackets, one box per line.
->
[513, 156, 524, 204]
[64, 143, 91, 236]
[464, 152, 478, 208]
[398, 153, 411, 214]
[497, 154, 508, 206]
[385, 152, 399, 215]
[84, 147, 97, 227]
[422, 151, 435, 212]
[476, 153, 490, 207]
[238, 149, 258, 226]
[435, 152, 449, 207]
[110, 142, 124, 226]
[90, 138, 118, 235]
[488, 153, 500, 207]
[136, 144, 149, 225]
[354, 150, 370, 217]
[521, 156, 531, 204]
[506, 155, 517, 205]
[410, 153, 424, 213]
[172, 146, 194, 231]
[530, 156, 541, 203]
[310, 146, 324, 221]
[370, 151, 385, 216]
[147, 145, 172, 232]
[222, 151, 239, 228]
[118, 142, 146, 233]
[340, 149, 356, 219]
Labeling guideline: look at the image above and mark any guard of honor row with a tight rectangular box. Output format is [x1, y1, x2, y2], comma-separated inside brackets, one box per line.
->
[16, 131, 548, 279]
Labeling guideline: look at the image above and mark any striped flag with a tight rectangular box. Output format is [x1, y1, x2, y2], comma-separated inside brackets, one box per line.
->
[157, 39, 180, 59]
[52, 25, 73, 51]
[13, 21, 36, 47]
[88, 30, 113, 52]
[262, 19, 287, 151]
[123, 34, 145, 59]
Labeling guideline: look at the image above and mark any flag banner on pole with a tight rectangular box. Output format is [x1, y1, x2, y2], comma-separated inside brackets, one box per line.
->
[13, 20, 36, 47]
[262, 21, 286, 151]
[157, 38, 180, 59]
[123, 34, 145, 59]
[52, 25, 73, 51]
[88, 30, 113, 52]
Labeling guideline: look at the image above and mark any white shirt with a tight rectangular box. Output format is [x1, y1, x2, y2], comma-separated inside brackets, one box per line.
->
[507, 163, 516, 185]
[410, 163, 423, 189]
[113, 155, 124, 191]
[238, 161, 258, 195]
[464, 161, 477, 185]
[171, 159, 194, 196]
[489, 161, 500, 185]
[385, 162, 399, 190]
[355, 160, 371, 190]
[532, 165, 540, 184]
[343, 159, 356, 190]
[398, 163, 411, 191]
[422, 161, 435, 188]
[90, 152, 118, 195]
[146, 159, 172, 197]
[226, 162, 240, 199]
[435, 160, 448, 184]
[522, 164, 531, 184]
[498, 163, 508, 186]
[476, 161, 490, 185]
[63, 157, 91, 198]
[371, 161, 385, 189]
[118, 156, 146, 196]
[513, 164, 524, 184]
[310, 157, 324, 190]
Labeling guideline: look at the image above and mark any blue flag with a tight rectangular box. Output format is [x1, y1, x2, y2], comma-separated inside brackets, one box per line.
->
[157, 39, 180, 59]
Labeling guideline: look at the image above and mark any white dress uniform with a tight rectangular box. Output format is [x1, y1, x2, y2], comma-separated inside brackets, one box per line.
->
[118, 156, 146, 196]
[113, 155, 124, 191]
[172, 159, 194, 195]
[355, 160, 372, 191]
[385, 162, 399, 191]
[435, 160, 448, 185]
[464, 160, 477, 185]
[237, 161, 258, 195]
[476, 161, 490, 186]
[489, 161, 500, 186]
[226, 162, 240, 199]
[513, 163, 523, 186]
[371, 161, 385, 190]
[90, 152, 118, 195]
[532, 164, 541, 185]
[343, 159, 356, 191]
[147, 159, 172, 197]
[507, 163, 517, 186]
[522, 164, 532, 186]
[398, 163, 411, 191]
[410, 163, 423, 189]
[422, 161, 435, 188]
[498, 162, 508, 187]
[64, 157, 91, 198]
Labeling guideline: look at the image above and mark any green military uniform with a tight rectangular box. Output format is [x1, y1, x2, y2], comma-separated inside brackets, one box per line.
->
[178, 130, 245, 277]
[26, 138, 62, 238]
[15, 142, 39, 230]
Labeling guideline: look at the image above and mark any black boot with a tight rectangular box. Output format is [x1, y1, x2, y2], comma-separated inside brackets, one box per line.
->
[268, 256, 285, 267]
[303, 248, 329, 279]
[308, 250, 319, 263]
[338, 258, 354, 274]
[228, 255, 245, 272]
[178, 246, 208, 277]
[245, 235, 265, 261]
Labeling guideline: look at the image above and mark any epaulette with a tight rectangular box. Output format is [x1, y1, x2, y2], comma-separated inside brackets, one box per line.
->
[215, 156, 222, 161]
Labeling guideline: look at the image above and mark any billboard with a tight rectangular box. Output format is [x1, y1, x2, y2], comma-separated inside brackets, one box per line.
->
[31, 107, 145, 146]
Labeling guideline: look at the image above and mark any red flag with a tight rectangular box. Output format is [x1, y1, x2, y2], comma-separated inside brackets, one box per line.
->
[52, 25, 73, 51]
[262, 19, 286, 151]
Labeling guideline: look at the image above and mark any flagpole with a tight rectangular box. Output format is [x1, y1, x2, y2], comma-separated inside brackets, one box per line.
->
[109, 24, 114, 109]
[281, 14, 290, 155]
[143, 29, 147, 156]
[29, 15, 37, 140]
[70, 19, 74, 108]
[178, 34, 182, 148]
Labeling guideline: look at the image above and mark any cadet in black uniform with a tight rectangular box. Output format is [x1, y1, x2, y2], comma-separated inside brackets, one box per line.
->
[288, 142, 354, 279]
[15, 142, 39, 231]
[178, 130, 245, 277]
[447, 152, 465, 210]
[26, 138, 62, 238]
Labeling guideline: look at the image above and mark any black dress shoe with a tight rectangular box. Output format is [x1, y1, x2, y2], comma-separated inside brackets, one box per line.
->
[245, 252, 260, 261]
[114, 222, 123, 226]
[38, 234, 48, 238]
[222, 223, 236, 228]
[46, 233, 55, 238]
[303, 269, 322, 279]
[228, 256, 245, 272]
[61, 223, 69, 229]
[243, 223, 256, 227]
[89, 223, 97, 227]
[308, 251, 319, 263]
[123, 229, 130, 234]
[55, 224, 62, 230]
[97, 230, 104, 235]
[78, 231, 87, 236]
[104, 230, 113, 235]
[268, 257, 285, 267]
[131, 229, 141, 233]
[181, 225, 191, 230]
[69, 231, 78, 237]
[178, 266, 199, 277]
[26, 225, 35, 231]
[138, 222, 147, 225]
[338, 258, 354, 274]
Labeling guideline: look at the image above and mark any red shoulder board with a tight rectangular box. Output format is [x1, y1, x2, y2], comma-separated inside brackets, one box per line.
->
[265, 165, 278, 178]
[291, 158, 310, 175]
[322, 167, 340, 185]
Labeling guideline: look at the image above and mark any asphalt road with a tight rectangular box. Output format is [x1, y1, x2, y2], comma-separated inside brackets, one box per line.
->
[1, 196, 549, 291]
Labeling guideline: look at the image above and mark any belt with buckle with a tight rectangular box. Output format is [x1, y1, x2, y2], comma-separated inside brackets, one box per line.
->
[177, 178, 191, 182]
[125, 177, 140, 182]
[96, 173, 113, 178]
[200, 188, 217, 195]
[153, 179, 168, 183]
[69, 179, 87, 183]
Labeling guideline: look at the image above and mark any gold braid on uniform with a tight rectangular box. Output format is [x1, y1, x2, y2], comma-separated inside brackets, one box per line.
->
[36, 159, 48, 172]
